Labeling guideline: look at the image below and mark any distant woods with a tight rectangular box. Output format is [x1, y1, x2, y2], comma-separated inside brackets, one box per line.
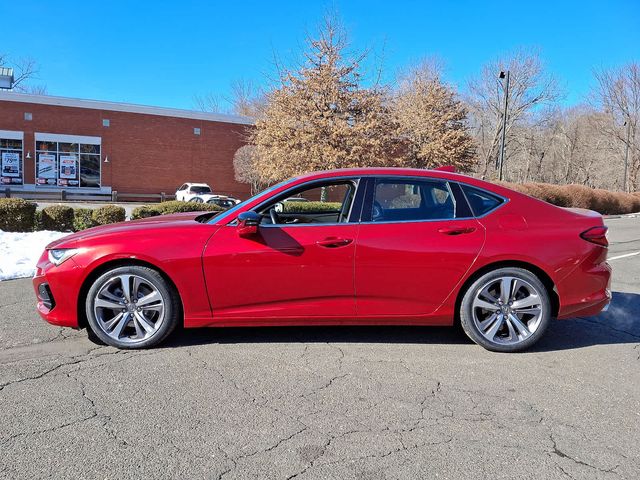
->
[209, 16, 638, 192]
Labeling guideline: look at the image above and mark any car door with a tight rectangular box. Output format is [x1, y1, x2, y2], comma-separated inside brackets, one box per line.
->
[202, 178, 363, 322]
[355, 177, 484, 318]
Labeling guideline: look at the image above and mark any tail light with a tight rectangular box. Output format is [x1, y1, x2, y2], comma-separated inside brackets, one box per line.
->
[580, 226, 608, 247]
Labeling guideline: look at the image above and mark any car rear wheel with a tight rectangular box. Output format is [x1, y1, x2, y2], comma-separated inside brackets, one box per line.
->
[85, 266, 180, 349]
[459, 267, 551, 352]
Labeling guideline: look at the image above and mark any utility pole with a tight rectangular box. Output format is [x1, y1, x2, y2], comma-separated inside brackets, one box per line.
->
[497, 70, 510, 181]
[623, 120, 630, 192]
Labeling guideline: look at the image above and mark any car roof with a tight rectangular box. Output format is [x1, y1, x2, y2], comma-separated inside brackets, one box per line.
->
[187, 183, 210, 187]
[294, 167, 470, 183]
[290, 167, 519, 198]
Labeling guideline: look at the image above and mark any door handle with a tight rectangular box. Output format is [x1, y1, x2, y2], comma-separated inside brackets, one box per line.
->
[437, 227, 476, 235]
[316, 237, 353, 248]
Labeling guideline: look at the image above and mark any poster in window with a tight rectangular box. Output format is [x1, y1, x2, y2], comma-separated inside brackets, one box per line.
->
[59, 155, 78, 179]
[38, 153, 56, 181]
[1, 152, 20, 177]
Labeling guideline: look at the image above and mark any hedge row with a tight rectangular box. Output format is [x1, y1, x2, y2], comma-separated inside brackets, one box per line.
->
[502, 182, 640, 215]
[130, 200, 223, 220]
[281, 201, 342, 213]
[0, 198, 37, 232]
[0, 199, 126, 232]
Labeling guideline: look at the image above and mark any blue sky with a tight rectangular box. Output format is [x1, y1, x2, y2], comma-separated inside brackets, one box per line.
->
[3, 0, 639, 111]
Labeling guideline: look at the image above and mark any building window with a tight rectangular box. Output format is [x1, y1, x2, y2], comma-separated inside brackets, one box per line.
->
[103, 119, 110, 127]
[0, 134, 23, 186]
[35, 136, 101, 188]
[24, 112, 32, 121]
[194, 127, 201, 135]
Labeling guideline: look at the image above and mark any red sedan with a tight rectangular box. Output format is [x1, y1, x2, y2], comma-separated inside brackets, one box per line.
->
[33, 168, 611, 352]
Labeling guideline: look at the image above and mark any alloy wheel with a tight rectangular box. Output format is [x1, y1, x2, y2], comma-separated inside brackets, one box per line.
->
[93, 274, 165, 344]
[471, 276, 544, 345]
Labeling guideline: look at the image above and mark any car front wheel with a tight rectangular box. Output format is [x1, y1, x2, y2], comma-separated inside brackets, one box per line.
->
[85, 265, 180, 349]
[459, 267, 551, 352]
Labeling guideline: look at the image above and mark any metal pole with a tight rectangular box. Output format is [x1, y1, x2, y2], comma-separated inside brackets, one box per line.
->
[498, 71, 510, 181]
[623, 120, 630, 192]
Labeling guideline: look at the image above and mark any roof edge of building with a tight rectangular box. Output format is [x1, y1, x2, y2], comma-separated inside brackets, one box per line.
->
[0, 91, 255, 126]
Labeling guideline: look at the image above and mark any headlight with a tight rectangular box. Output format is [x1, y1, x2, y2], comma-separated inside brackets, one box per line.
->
[48, 248, 79, 266]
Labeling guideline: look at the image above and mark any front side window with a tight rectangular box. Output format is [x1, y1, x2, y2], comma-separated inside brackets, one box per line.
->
[371, 178, 456, 222]
[460, 184, 504, 216]
[260, 181, 357, 225]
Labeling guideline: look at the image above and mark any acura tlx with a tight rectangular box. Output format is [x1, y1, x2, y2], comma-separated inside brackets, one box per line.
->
[33, 168, 611, 352]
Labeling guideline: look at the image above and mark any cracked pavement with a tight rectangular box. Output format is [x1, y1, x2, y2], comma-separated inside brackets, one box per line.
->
[0, 217, 639, 479]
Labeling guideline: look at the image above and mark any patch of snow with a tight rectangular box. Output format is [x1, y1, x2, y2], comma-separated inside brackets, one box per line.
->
[0, 230, 70, 281]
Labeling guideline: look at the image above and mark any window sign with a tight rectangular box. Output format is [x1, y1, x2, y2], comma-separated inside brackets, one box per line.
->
[0, 135, 23, 185]
[37, 154, 57, 184]
[58, 155, 79, 186]
[2, 152, 20, 177]
[35, 136, 100, 188]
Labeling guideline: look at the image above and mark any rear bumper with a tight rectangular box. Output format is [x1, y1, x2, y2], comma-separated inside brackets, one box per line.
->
[556, 261, 612, 319]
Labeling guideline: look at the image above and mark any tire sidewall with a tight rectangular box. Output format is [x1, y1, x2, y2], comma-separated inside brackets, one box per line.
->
[85, 266, 178, 349]
[460, 267, 551, 353]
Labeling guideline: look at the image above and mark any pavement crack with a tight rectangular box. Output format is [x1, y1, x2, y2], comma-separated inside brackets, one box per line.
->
[548, 434, 619, 476]
[67, 371, 130, 446]
[1, 412, 98, 446]
[301, 373, 349, 399]
[220, 426, 309, 480]
[0, 299, 32, 309]
[0, 359, 79, 392]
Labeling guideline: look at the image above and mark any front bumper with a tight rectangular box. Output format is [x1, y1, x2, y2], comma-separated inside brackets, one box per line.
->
[32, 250, 84, 328]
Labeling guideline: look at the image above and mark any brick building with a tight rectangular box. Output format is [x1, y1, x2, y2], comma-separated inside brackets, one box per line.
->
[0, 91, 253, 200]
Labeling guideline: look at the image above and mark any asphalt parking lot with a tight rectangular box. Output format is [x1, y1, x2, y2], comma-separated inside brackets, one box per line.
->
[0, 216, 638, 479]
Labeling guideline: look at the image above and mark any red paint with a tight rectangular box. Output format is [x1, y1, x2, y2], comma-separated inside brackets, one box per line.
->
[33, 168, 611, 330]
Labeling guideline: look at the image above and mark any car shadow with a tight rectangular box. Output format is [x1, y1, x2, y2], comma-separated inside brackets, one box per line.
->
[531, 291, 640, 352]
[164, 292, 640, 352]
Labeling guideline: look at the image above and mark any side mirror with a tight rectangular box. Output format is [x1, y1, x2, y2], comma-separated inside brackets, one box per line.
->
[237, 211, 261, 237]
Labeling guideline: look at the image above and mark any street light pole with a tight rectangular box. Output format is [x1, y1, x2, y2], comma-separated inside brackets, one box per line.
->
[497, 71, 510, 181]
[623, 120, 630, 192]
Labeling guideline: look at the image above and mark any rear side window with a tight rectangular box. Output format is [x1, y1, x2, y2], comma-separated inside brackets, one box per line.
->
[371, 179, 456, 222]
[460, 185, 504, 216]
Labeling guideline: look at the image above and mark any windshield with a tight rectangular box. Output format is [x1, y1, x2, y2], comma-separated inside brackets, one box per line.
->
[191, 186, 212, 194]
[208, 178, 297, 224]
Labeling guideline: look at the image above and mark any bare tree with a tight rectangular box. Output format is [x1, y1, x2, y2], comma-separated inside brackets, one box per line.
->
[0, 54, 46, 94]
[233, 145, 265, 194]
[467, 50, 560, 180]
[592, 62, 640, 190]
[193, 92, 223, 113]
[229, 79, 266, 118]
[393, 60, 476, 171]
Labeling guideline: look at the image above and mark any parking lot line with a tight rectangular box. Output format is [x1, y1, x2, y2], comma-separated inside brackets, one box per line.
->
[608, 251, 640, 261]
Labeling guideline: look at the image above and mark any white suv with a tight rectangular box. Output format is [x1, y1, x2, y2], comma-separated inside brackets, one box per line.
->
[176, 183, 213, 201]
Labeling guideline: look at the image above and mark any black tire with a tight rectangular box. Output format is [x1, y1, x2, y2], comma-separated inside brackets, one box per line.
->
[86, 327, 106, 346]
[85, 265, 180, 349]
[459, 267, 551, 353]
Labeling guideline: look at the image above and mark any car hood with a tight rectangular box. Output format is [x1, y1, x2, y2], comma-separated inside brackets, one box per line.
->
[46, 212, 207, 249]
